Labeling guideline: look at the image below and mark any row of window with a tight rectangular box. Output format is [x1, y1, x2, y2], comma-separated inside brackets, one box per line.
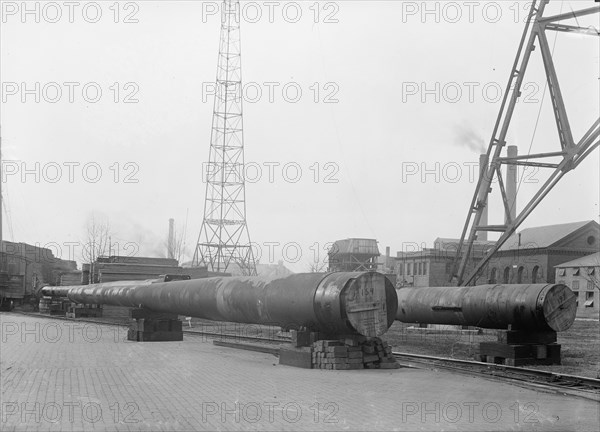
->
[489, 265, 542, 284]
[398, 261, 428, 276]
[557, 267, 596, 277]
[569, 280, 595, 291]
[575, 291, 596, 300]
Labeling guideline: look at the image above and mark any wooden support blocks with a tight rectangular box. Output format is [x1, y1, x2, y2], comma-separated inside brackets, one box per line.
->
[67, 306, 103, 318]
[129, 308, 178, 320]
[478, 330, 561, 366]
[279, 347, 312, 369]
[497, 330, 557, 344]
[127, 308, 183, 342]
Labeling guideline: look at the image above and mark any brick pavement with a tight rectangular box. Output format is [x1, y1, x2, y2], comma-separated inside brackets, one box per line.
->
[1, 313, 598, 431]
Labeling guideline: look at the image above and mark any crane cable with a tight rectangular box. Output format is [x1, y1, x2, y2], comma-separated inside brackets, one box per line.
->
[514, 1, 564, 198]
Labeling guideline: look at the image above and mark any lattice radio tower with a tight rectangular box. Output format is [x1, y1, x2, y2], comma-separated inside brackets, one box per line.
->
[192, 0, 257, 275]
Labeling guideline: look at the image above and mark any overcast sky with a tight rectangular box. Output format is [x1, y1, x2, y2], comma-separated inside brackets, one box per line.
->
[1, 0, 598, 271]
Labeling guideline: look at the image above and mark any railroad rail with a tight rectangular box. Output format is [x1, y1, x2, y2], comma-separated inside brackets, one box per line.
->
[11, 311, 290, 344]
[393, 351, 600, 397]
[8, 311, 600, 398]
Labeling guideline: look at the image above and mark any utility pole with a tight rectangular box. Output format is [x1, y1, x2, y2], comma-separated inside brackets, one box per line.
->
[0, 126, 8, 298]
[0, 126, 3, 252]
[193, 0, 257, 275]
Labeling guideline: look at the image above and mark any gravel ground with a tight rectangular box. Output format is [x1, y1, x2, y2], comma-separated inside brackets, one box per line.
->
[384, 319, 600, 379]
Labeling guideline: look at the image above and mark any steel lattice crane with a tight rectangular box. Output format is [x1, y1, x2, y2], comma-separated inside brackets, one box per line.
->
[451, 0, 600, 286]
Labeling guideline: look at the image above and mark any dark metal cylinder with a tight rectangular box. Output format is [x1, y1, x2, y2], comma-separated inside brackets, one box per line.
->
[42, 272, 398, 337]
[395, 283, 577, 332]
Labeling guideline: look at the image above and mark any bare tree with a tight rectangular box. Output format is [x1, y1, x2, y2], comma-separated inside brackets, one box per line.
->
[81, 213, 112, 283]
[307, 259, 328, 273]
[165, 220, 187, 264]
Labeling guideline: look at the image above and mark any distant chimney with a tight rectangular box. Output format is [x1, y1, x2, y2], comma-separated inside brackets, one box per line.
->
[478, 154, 489, 241]
[506, 145, 518, 224]
[168, 218, 175, 259]
[386, 246, 390, 257]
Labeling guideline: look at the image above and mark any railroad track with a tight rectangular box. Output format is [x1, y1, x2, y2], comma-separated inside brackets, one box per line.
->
[393, 351, 600, 396]
[11, 311, 290, 344]
[9, 312, 600, 396]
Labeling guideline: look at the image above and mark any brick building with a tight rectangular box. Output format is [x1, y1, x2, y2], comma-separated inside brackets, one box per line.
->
[485, 220, 599, 285]
[395, 238, 495, 287]
[555, 252, 599, 318]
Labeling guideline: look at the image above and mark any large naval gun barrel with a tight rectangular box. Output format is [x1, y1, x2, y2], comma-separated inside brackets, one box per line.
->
[396, 283, 577, 332]
[42, 272, 398, 337]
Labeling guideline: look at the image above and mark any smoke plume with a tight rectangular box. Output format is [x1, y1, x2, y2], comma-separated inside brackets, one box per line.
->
[453, 124, 486, 153]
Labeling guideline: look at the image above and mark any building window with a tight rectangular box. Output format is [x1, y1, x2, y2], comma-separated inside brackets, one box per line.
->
[587, 267, 595, 276]
[490, 268, 497, 284]
[587, 235, 597, 246]
[558, 268, 566, 276]
[418, 262, 422, 275]
[398, 264, 403, 276]
[572, 280, 579, 290]
[517, 266, 525, 284]
[445, 261, 453, 274]
[531, 266, 539, 283]
[413, 263, 416, 275]
[503, 267, 510, 284]
[573, 268, 580, 276]
[423, 262, 427, 276]
[407, 263, 411, 276]
[588, 281, 594, 290]
[585, 291, 594, 308]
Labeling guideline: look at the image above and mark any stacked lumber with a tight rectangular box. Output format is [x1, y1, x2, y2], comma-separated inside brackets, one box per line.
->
[4, 276, 25, 298]
[102, 305, 131, 321]
[38, 297, 69, 316]
[97, 263, 209, 282]
[99, 272, 162, 282]
[311, 337, 400, 370]
[185, 267, 209, 279]
[66, 304, 103, 318]
[359, 338, 398, 369]
[96, 263, 180, 274]
[60, 271, 83, 286]
[100, 256, 179, 266]
[312, 340, 363, 370]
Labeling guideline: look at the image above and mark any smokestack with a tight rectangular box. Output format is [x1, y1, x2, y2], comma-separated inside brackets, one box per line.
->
[386, 246, 390, 258]
[506, 145, 518, 224]
[168, 218, 175, 259]
[478, 154, 489, 241]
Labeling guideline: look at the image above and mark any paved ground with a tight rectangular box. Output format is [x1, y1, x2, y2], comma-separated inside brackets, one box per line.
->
[1, 313, 598, 431]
